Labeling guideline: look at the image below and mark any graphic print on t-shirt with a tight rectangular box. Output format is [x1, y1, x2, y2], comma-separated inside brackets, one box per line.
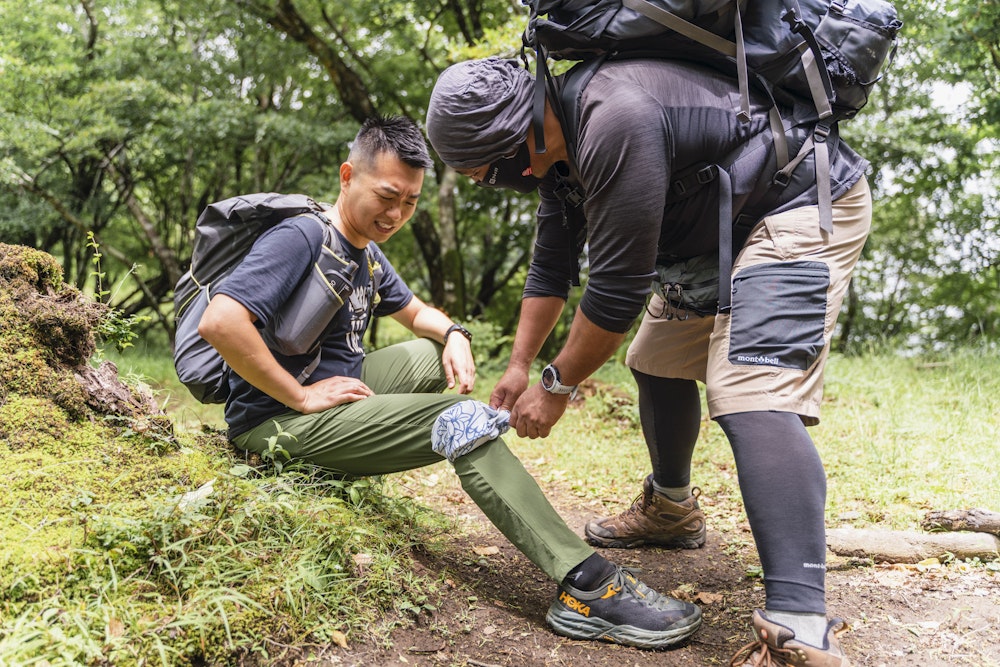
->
[346, 278, 371, 357]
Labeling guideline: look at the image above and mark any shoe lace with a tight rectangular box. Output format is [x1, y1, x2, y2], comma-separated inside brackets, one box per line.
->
[614, 567, 679, 612]
[728, 640, 795, 666]
[615, 488, 655, 526]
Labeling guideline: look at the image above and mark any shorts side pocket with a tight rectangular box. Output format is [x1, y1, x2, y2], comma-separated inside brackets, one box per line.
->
[728, 261, 830, 371]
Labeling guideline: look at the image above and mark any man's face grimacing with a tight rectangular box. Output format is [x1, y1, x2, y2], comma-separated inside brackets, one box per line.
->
[339, 152, 424, 245]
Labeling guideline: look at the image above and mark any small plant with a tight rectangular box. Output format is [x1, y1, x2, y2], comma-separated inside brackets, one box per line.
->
[260, 421, 296, 474]
[86, 231, 150, 353]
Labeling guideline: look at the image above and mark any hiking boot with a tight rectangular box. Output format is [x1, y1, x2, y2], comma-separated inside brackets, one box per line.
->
[546, 566, 702, 649]
[584, 476, 706, 549]
[729, 609, 852, 666]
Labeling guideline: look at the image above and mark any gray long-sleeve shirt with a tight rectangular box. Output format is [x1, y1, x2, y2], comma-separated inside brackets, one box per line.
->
[523, 58, 868, 333]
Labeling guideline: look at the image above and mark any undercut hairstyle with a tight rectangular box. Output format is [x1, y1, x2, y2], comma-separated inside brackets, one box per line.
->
[349, 115, 434, 172]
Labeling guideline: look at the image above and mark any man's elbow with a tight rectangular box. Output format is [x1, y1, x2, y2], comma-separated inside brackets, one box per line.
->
[197, 312, 220, 346]
[198, 299, 230, 347]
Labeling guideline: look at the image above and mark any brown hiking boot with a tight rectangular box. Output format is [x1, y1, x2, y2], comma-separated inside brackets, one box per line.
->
[584, 475, 706, 549]
[729, 609, 852, 667]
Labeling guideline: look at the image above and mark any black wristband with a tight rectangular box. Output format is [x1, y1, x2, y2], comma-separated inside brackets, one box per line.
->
[444, 323, 473, 344]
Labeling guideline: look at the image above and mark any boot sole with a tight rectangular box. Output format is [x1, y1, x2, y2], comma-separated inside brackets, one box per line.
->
[583, 531, 706, 550]
[545, 605, 702, 649]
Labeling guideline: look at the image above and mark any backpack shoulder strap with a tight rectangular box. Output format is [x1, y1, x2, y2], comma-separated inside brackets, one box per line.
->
[550, 57, 604, 166]
[307, 210, 385, 313]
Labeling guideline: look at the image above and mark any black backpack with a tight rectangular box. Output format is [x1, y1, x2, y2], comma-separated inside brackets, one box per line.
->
[173, 193, 379, 404]
[522, 0, 901, 311]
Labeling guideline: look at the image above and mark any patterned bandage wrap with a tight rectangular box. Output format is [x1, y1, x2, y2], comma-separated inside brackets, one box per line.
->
[431, 401, 511, 462]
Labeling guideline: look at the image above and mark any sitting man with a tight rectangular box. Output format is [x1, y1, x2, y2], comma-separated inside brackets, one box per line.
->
[197, 114, 701, 649]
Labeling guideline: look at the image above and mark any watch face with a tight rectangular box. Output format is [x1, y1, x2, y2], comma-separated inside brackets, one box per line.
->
[541, 365, 557, 390]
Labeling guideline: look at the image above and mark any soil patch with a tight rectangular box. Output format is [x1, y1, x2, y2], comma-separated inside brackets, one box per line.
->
[315, 479, 1000, 667]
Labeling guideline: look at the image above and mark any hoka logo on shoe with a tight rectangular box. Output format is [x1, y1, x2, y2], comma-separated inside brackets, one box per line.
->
[599, 584, 620, 600]
[558, 591, 591, 617]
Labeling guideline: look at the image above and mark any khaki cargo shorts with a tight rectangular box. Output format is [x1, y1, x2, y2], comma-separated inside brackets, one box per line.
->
[626, 177, 872, 425]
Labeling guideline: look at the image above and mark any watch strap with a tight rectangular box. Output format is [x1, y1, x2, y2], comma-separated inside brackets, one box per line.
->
[542, 363, 577, 395]
[444, 323, 473, 344]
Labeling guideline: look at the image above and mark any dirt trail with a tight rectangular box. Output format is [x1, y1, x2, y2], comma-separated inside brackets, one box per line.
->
[310, 476, 1000, 667]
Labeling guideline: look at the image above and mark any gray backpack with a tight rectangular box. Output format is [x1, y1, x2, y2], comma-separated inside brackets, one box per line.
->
[524, 0, 901, 313]
[173, 193, 378, 404]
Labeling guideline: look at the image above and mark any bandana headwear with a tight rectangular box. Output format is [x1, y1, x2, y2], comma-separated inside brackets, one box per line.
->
[426, 58, 535, 169]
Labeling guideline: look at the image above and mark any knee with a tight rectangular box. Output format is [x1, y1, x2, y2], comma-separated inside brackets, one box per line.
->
[431, 400, 511, 462]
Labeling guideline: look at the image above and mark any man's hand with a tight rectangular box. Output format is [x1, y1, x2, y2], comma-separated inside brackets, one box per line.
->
[297, 376, 373, 414]
[489, 366, 530, 411]
[508, 382, 569, 439]
[442, 336, 476, 394]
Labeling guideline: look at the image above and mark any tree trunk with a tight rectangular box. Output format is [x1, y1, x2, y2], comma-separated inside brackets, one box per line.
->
[437, 168, 465, 318]
[253, 0, 377, 123]
[826, 528, 1000, 564]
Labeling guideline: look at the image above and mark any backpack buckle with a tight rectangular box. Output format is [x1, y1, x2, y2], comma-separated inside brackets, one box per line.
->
[772, 170, 791, 188]
[697, 165, 718, 184]
[813, 124, 830, 143]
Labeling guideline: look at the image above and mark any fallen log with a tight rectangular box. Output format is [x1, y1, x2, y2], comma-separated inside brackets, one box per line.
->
[826, 528, 1000, 564]
[921, 508, 1000, 536]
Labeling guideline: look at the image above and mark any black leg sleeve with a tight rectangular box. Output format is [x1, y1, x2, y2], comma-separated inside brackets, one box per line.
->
[716, 411, 827, 614]
[632, 370, 701, 488]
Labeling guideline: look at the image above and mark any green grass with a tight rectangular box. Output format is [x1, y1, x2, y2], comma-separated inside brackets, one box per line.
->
[3, 341, 998, 665]
[495, 349, 1000, 534]
[815, 350, 1000, 527]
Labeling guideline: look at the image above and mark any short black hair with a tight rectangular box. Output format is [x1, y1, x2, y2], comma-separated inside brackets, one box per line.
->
[350, 115, 434, 171]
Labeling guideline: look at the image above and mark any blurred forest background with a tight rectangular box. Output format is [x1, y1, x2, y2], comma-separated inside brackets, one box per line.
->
[1, 0, 997, 357]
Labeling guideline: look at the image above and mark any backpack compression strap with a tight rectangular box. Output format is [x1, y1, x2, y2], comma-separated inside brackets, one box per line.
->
[532, 44, 548, 155]
[621, 0, 835, 124]
[621, 0, 749, 120]
[771, 122, 834, 234]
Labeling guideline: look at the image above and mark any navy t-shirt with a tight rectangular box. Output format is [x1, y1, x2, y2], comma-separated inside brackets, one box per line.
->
[215, 214, 414, 438]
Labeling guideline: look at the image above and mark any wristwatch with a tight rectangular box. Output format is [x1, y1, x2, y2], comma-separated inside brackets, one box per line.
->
[541, 363, 577, 396]
[444, 323, 473, 344]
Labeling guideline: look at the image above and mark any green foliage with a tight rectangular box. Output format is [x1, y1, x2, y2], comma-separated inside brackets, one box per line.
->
[86, 232, 150, 352]
[832, 0, 1000, 352]
[5, 0, 993, 352]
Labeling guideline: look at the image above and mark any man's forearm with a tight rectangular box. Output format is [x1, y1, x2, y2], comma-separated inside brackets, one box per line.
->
[508, 296, 566, 371]
[551, 307, 625, 386]
[200, 294, 306, 411]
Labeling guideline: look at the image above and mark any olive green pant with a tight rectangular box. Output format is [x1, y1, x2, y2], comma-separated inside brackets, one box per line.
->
[234, 338, 593, 583]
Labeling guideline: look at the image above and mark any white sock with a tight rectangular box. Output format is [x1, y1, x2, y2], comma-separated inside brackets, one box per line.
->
[650, 480, 691, 502]
[765, 610, 829, 648]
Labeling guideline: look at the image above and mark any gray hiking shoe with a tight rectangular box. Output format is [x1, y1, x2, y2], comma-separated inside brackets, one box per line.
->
[729, 609, 852, 666]
[584, 475, 706, 549]
[546, 566, 702, 649]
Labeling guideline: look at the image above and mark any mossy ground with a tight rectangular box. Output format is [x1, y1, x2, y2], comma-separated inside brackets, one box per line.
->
[0, 244, 445, 666]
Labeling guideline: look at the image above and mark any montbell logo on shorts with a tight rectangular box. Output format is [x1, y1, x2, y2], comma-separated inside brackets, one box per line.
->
[736, 354, 781, 366]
